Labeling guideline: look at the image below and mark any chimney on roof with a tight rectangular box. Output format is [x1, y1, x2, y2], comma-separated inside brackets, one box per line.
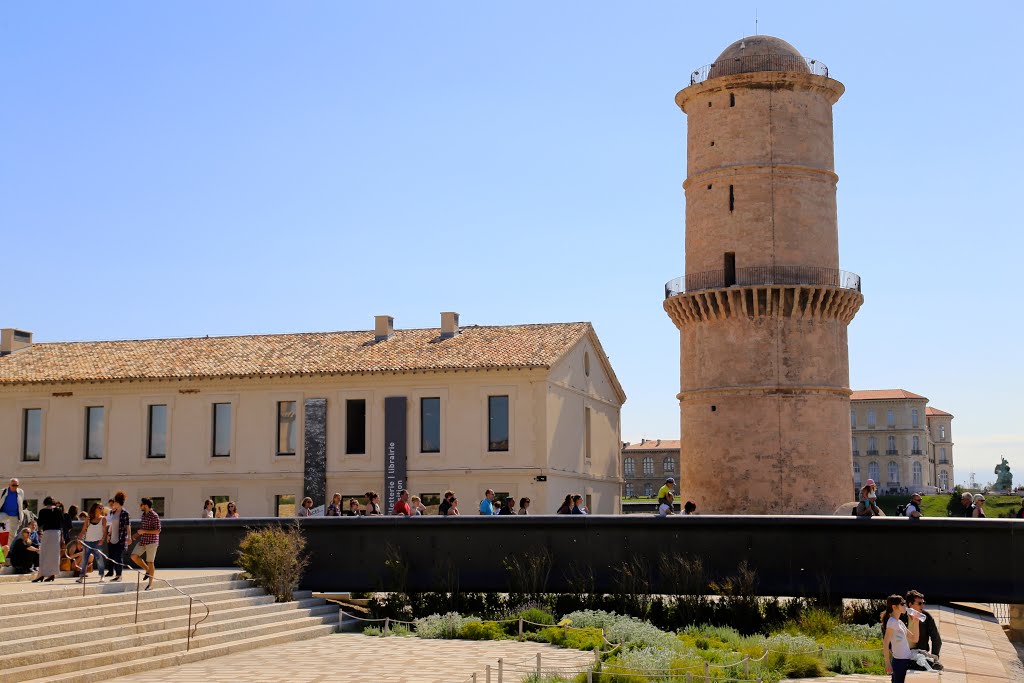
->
[374, 315, 394, 342]
[0, 329, 32, 356]
[440, 311, 460, 339]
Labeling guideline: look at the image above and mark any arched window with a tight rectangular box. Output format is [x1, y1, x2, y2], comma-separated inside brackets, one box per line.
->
[643, 483, 653, 497]
[852, 437, 859, 455]
[911, 409, 919, 427]
[887, 435, 897, 454]
[938, 470, 949, 490]
[868, 462, 880, 483]
[642, 457, 654, 476]
[912, 462, 922, 486]
[663, 456, 675, 473]
[886, 409, 895, 427]
[625, 483, 634, 498]
[912, 436, 920, 453]
[868, 436, 877, 454]
[853, 462, 861, 485]
[939, 448, 947, 464]
[888, 461, 899, 485]
[623, 457, 635, 476]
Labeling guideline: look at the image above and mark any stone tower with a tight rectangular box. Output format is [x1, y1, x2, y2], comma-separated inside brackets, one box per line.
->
[663, 36, 863, 514]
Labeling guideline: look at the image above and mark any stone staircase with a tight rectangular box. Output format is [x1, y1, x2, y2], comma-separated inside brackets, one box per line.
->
[0, 571, 340, 683]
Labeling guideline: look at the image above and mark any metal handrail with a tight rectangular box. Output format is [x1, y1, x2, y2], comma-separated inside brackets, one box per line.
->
[690, 55, 829, 85]
[665, 266, 861, 298]
[71, 543, 210, 651]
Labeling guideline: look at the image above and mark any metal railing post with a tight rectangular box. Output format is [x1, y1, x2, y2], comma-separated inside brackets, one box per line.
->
[187, 597, 194, 652]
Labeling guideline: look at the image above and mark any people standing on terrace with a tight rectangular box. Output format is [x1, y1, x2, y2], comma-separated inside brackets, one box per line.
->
[105, 491, 130, 582]
[131, 497, 161, 591]
[202, 499, 214, 518]
[33, 496, 62, 582]
[76, 502, 107, 583]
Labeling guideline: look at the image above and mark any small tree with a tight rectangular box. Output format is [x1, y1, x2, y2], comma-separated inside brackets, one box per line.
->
[236, 523, 309, 602]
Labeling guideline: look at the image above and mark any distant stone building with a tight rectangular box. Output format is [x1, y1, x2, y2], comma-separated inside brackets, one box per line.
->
[621, 439, 679, 498]
[850, 390, 954, 494]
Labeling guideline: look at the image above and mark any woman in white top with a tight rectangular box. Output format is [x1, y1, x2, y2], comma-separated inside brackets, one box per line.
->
[882, 594, 920, 683]
[202, 499, 214, 518]
[76, 503, 108, 583]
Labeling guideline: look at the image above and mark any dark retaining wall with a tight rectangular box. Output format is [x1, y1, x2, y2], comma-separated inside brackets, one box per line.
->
[149, 515, 1023, 602]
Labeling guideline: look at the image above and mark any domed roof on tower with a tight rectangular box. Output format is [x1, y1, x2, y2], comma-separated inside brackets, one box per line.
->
[708, 35, 810, 79]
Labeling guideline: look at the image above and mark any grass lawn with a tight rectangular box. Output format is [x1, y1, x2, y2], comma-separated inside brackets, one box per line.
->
[875, 494, 1022, 518]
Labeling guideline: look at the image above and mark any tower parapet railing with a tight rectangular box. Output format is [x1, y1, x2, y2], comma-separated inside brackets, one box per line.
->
[664, 266, 861, 299]
[690, 55, 829, 85]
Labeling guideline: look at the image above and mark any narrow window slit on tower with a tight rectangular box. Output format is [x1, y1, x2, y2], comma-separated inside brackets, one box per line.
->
[728, 185, 735, 212]
[710, 141, 715, 146]
[730, 93, 735, 107]
[707, 184, 712, 190]
[708, 101, 712, 107]
[724, 252, 736, 287]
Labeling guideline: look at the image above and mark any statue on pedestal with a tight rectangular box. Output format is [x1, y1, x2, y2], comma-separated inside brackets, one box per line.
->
[994, 457, 1012, 492]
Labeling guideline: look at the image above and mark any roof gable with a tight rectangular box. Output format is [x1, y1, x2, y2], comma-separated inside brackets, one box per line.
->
[850, 389, 928, 401]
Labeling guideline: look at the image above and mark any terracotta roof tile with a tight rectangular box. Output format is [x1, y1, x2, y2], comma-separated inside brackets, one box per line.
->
[925, 406, 953, 417]
[623, 439, 681, 451]
[0, 323, 592, 385]
[850, 389, 928, 401]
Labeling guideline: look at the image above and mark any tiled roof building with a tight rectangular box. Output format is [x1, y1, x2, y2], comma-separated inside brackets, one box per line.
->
[0, 315, 625, 519]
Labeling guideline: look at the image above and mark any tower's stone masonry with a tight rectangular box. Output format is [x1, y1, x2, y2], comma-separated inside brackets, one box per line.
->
[664, 36, 863, 514]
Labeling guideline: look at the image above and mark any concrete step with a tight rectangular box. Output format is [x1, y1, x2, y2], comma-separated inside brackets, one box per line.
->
[0, 591, 317, 643]
[2, 602, 338, 668]
[1, 582, 263, 617]
[0, 572, 244, 607]
[24, 620, 340, 683]
[1, 611, 339, 683]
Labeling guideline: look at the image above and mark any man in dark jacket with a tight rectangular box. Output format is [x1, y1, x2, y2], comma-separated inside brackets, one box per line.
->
[958, 492, 975, 517]
[901, 590, 942, 670]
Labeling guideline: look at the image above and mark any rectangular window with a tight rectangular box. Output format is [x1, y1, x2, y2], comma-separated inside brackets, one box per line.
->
[22, 408, 41, 462]
[867, 410, 876, 428]
[420, 397, 441, 453]
[276, 401, 297, 455]
[212, 495, 230, 518]
[275, 494, 296, 517]
[345, 399, 366, 455]
[850, 411, 856, 428]
[81, 497, 101, 514]
[24, 499, 38, 515]
[148, 497, 166, 517]
[147, 404, 168, 458]
[585, 407, 592, 460]
[886, 409, 896, 428]
[488, 395, 509, 452]
[419, 492, 441, 513]
[85, 406, 105, 459]
[212, 403, 232, 457]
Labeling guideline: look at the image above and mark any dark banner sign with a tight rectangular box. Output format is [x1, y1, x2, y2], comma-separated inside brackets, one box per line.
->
[303, 398, 328, 508]
[384, 396, 408, 514]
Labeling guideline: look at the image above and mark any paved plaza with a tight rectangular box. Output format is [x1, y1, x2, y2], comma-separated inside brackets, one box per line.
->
[106, 633, 595, 683]
[100, 602, 1022, 683]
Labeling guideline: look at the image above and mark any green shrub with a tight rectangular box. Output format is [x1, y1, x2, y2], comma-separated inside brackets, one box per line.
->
[363, 626, 383, 636]
[235, 523, 308, 602]
[797, 608, 839, 637]
[459, 620, 505, 640]
[415, 612, 479, 639]
[783, 653, 827, 677]
[519, 607, 555, 628]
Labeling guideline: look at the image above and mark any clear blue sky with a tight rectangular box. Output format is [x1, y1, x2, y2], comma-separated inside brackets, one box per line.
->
[3, 2, 1022, 487]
